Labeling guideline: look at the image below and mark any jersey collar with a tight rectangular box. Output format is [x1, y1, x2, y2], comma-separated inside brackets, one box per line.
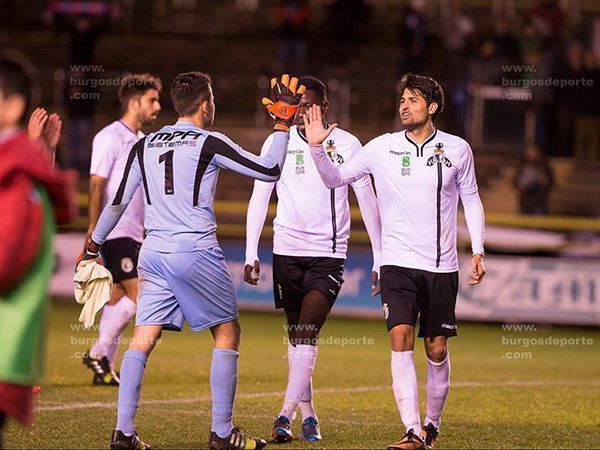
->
[117, 119, 139, 137]
[405, 128, 437, 157]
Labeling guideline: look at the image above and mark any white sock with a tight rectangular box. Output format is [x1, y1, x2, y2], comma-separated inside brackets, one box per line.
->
[91, 296, 136, 368]
[279, 344, 317, 420]
[287, 343, 317, 421]
[391, 351, 421, 434]
[286, 343, 297, 421]
[425, 352, 450, 430]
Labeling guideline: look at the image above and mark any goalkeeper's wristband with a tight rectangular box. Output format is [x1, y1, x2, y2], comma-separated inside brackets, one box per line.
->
[274, 122, 292, 132]
[83, 239, 101, 260]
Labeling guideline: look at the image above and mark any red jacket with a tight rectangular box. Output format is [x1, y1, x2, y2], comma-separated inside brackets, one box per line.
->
[0, 132, 76, 294]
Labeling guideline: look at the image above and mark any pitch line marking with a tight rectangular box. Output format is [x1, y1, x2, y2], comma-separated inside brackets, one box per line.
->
[37, 380, 600, 412]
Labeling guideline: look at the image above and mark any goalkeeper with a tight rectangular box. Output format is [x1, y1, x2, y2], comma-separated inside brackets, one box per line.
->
[78, 72, 304, 450]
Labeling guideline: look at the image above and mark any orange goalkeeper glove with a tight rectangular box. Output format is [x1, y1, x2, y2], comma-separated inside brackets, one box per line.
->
[262, 74, 306, 132]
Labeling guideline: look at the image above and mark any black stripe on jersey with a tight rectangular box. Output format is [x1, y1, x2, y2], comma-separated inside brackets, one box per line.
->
[436, 163, 442, 267]
[112, 137, 147, 206]
[193, 135, 281, 206]
[404, 129, 438, 157]
[136, 141, 151, 205]
[330, 189, 337, 253]
[193, 143, 215, 207]
[208, 135, 280, 177]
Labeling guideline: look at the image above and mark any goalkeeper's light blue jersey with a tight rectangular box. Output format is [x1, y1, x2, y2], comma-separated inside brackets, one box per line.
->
[93, 120, 289, 252]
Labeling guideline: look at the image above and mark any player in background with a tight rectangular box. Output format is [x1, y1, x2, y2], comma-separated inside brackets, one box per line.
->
[77, 72, 304, 450]
[82, 73, 162, 386]
[244, 75, 382, 442]
[303, 73, 486, 449]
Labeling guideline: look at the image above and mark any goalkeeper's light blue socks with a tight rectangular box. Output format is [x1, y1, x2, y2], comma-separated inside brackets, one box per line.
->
[116, 350, 148, 435]
[210, 348, 239, 438]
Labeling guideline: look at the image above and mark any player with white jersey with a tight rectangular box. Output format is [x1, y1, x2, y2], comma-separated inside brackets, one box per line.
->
[244, 76, 382, 443]
[303, 74, 486, 450]
[83, 73, 161, 386]
[77, 72, 305, 450]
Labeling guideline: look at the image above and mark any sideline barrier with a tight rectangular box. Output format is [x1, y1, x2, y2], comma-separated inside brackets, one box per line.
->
[52, 234, 600, 326]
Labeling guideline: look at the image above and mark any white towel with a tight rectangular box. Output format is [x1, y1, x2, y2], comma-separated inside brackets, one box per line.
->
[73, 262, 113, 330]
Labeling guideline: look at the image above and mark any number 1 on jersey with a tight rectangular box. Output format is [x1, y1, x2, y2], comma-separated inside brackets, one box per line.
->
[159, 150, 174, 195]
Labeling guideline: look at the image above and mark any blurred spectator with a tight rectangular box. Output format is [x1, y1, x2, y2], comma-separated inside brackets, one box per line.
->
[236, 0, 259, 13]
[49, 1, 116, 173]
[493, 17, 520, 61]
[64, 69, 97, 173]
[467, 38, 503, 86]
[440, 0, 475, 78]
[524, 47, 555, 154]
[397, 0, 428, 75]
[530, 0, 566, 50]
[553, 40, 585, 156]
[519, 19, 543, 56]
[276, 0, 310, 72]
[515, 144, 554, 215]
[329, 0, 369, 66]
[452, 38, 502, 137]
[574, 48, 600, 162]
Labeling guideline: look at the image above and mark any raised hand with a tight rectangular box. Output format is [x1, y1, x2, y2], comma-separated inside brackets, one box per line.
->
[28, 108, 62, 157]
[44, 113, 62, 150]
[27, 107, 48, 141]
[261, 74, 306, 132]
[303, 104, 337, 146]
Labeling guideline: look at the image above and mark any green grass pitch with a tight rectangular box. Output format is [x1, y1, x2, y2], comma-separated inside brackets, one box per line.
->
[5, 301, 600, 449]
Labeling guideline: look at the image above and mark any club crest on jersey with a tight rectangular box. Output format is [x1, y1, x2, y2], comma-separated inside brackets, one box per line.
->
[325, 140, 344, 164]
[427, 142, 452, 167]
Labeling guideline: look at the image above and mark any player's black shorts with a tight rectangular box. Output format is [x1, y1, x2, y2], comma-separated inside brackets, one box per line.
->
[272, 254, 345, 310]
[380, 265, 459, 338]
[100, 237, 141, 283]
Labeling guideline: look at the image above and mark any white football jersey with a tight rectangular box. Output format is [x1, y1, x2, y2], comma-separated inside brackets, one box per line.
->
[311, 128, 483, 272]
[90, 120, 145, 243]
[255, 125, 371, 259]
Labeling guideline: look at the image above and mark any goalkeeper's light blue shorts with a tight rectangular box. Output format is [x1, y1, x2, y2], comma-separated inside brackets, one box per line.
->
[136, 245, 239, 331]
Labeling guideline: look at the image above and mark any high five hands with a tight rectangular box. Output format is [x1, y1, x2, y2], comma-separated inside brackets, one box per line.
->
[302, 104, 337, 146]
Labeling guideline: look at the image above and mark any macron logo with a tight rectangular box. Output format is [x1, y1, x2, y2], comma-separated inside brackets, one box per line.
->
[390, 150, 410, 156]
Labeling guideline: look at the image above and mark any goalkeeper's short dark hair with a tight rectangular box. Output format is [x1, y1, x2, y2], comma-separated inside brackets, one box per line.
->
[170, 72, 212, 117]
[118, 73, 162, 108]
[299, 75, 327, 103]
[398, 73, 444, 121]
[0, 50, 39, 125]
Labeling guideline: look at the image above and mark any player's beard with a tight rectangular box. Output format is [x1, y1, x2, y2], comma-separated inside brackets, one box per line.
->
[402, 115, 428, 131]
[141, 113, 159, 126]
